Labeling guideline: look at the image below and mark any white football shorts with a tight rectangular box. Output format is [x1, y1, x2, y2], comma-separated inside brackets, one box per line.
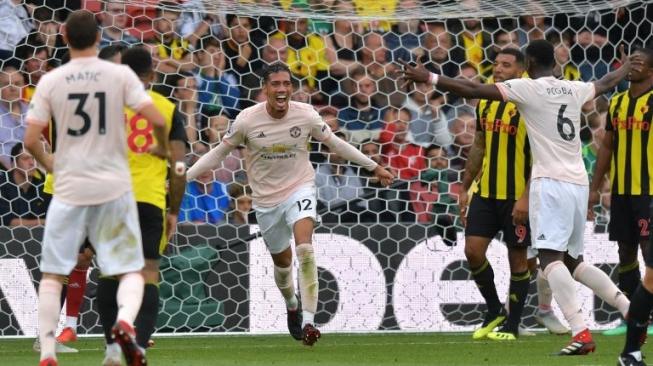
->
[529, 177, 588, 259]
[40, 191, 144, 276]
[255, 184, 319, 254]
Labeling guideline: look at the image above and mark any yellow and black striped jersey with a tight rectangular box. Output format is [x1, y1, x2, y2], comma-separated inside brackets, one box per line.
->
[476, 99, 531, 200]
[126, 90, 186, 209]
[606, 87, 653, 195]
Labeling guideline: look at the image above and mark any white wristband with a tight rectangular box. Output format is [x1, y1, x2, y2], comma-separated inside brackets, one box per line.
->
[429, 72, 439, 86]
[174, 161, 186, 176]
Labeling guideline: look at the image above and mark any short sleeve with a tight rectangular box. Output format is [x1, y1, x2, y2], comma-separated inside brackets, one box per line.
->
[571, 81, 596, 105]
[309, 110, 334, 142]
[222, 114, 245, 146]
[169, 107, 189, 144]
[475, 104, 483, 132]
[122, 66, 152, 111]
[26, 79, 51, 126]
[495, 79, 532, 105]
[605, 106, 614, 131]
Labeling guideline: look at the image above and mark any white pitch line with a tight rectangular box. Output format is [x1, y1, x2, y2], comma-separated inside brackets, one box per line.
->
[0, 338, 571, 354]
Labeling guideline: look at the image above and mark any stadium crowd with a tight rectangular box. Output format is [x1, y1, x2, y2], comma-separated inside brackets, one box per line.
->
[0, 0, 650, 233]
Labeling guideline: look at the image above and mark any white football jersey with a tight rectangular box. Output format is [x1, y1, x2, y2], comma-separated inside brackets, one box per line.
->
[26, 56, 152, 205]
[222, 101, 334, 207]
[496, 77, 595, 185]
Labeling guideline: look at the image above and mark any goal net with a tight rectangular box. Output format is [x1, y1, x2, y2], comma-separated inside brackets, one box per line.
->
[0, 0, 651, 337]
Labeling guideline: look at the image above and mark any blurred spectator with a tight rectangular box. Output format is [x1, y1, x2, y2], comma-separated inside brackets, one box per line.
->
[0, 66, 27, 170]
[205, 112, 229, 144]
[379, 107, 426, 180]
[194, 36, 240, 118]
[324, 14, 362, 78]
[0, 143, 49, 227]
[260, 36, 289, 66]
[444, 62, 481, 113]
[338, 69, 385, 132]
[291, 79, 317, 104]
[448, 110, 476, 170]
[15, 39, 48, 101]
[582, 96, 609, 179]
[358, 143, 407, 224]
[279, 17, 331, 93]
[98, 0, 139, 48]
[310, 106, 340, 164]
[360, 139, 384, 171]
[166, 72, 200, 143]
[0, 0, 32, 61]
[153, 2, 195, 73]
[177, 0, 215, 46]
[359, 32, 386, 69]
[315, 132, 367, 222]
[493, 30, 520, 51]
[227, 183, 252, 225]
[571, 29, 617, 83]
[384, 0, 422, 54]
[548, 32, 580, 80]
[222, 15, 260, 108]
[403, 81, 452, 147]
[456, 19, 492, 79]
[353, 0, 397, 32]
[516, 15, 551, 46]
[358, 31, 401, 101]
[23, 7, 66, 64]
[419, 22, 463, 78]
[319, 106, 340, 132]
[419, 144, 461, 244]
[179, 142, 230, 224]
[204, 113, 247, 184]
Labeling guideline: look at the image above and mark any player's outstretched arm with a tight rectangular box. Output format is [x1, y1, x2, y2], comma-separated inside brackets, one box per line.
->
[459, 131, 486, 227]
[593, 45, 633, 96]
[139, 103, 170, 159]
[23, 123, 53, 173]
[398, 59, 504, 101]
[321, 136, 395, 186]
[588, 130, 614, 217]
[186, 141, 236, 181]
[167, 140, 187, 239]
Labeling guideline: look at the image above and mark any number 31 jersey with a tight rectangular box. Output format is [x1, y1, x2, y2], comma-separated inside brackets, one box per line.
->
[496, 76, 595, 186]
[26, 56, 152, 205]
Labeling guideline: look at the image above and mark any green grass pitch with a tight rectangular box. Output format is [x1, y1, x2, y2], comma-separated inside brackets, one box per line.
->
[0, 332, 630, 365]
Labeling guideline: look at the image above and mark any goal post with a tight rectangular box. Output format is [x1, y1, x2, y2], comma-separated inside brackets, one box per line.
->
[0, 0, 650, 337]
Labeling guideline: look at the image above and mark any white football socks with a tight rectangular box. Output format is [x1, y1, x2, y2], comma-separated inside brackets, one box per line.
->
[274, 264, 298, 310]
[296, 243, 318, 327]
[573, 262, 630, 316]
[543, 261, 586, 336]
[38, 278, 63, 361]
[535, 268, 553, 312]
[116, 272, 144, 325]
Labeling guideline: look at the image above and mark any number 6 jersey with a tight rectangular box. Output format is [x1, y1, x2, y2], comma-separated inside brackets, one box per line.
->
[26, 56, 152, 205]
[495, 77, 596, 186]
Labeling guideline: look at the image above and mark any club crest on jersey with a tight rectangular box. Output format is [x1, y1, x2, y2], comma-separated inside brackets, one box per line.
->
[289, 126, 301, 138]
